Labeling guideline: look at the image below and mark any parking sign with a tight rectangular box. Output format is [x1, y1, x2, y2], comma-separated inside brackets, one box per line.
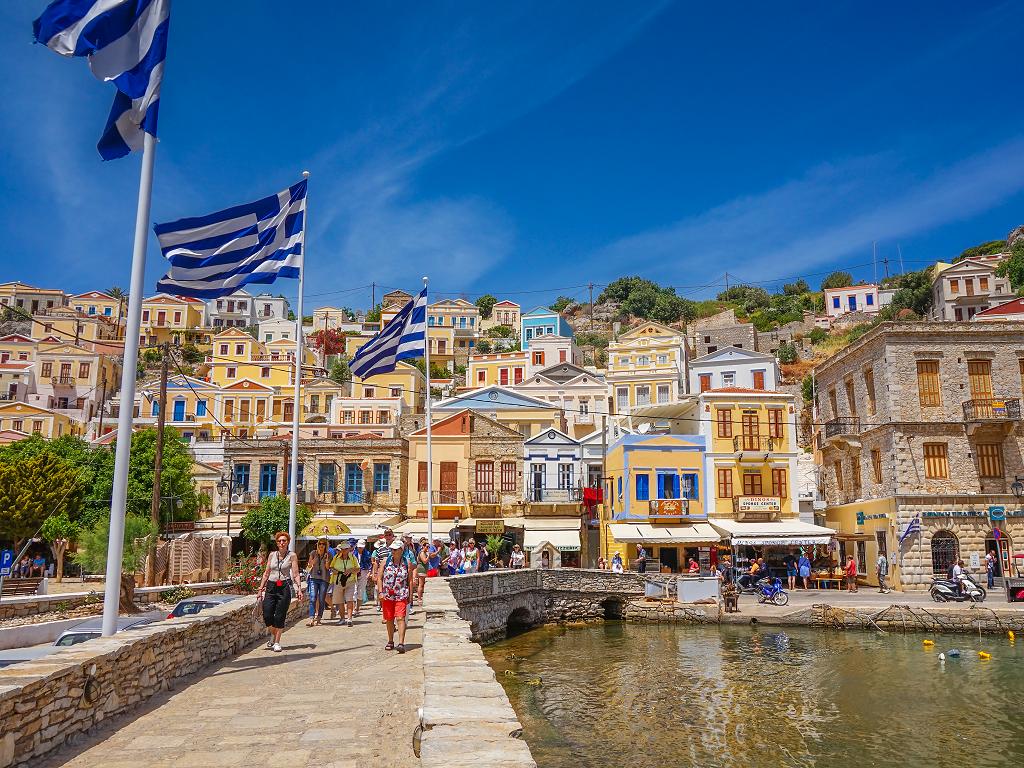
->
[0, 549, 13, 577]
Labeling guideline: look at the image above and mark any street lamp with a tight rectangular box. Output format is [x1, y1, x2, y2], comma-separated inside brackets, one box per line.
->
[1012, 476, 1024, 502]
[218, 477, 234, 537]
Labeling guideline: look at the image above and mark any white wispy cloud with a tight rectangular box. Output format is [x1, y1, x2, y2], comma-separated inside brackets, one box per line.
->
[593, 136, 1024, 284]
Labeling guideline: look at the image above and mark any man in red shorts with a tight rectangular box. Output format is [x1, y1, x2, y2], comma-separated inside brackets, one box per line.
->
[379, 540, 414, 653]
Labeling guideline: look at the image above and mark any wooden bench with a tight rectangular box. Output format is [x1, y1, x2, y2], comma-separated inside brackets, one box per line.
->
[1, 577, 44, 596]
[812, 577, 844, 590]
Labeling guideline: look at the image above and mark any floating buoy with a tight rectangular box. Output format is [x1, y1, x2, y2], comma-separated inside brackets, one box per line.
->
[938, 653, 945, 661]
[1008, 630, 1016, 641]
[504, 670, 517, 677]
[525, 678, 543, 687]
[948, 649, 961, 657]
[923, 639, 935, 646]
[978, 651, 992, 660]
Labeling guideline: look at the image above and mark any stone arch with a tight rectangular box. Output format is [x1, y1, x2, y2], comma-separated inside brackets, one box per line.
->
[930, 530, 959, 575]
[506, 606, 534, 636]
[600, 597, 624, 620]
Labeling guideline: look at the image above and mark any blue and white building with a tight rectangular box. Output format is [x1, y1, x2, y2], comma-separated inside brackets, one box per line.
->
[521, 307, 574, 349]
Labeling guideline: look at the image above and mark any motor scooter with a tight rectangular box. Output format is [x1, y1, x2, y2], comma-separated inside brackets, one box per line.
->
[930, 572, 986, 602]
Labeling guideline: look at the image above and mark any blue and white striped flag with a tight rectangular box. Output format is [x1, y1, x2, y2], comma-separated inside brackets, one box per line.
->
[153, 179, 306, 299]
[33, 0, 170, 161]
[898, 514, 921, 547]
[350, 289, 427, 379]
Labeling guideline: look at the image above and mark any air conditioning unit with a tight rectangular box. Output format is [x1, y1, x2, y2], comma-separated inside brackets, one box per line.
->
[231, 493, 245, 504]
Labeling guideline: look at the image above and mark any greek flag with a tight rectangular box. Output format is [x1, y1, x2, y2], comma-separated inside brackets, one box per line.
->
[33, 0, 170, 161]
[153, 179, 306, 299]
[349, 289, 427, 379]
[898, 514, 921, 547]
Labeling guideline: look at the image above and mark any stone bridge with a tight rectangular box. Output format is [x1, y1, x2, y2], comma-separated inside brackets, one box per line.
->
[447, 569, 647, 642]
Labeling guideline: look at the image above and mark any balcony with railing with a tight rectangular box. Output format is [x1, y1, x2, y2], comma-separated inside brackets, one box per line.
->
[52, 376, 76, 386]
[962, 397, 1020, 436]
[432, 489, 467, 506]
[732, 434, 778, 459]
[471, 489, 499, 506]
[573, 412, 595, 425]
[823, 417, 862, 445]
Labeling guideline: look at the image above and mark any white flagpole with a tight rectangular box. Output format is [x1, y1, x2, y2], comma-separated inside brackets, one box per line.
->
[101, 131, 157, 637]
[287, 170, 310, 551]
[423, 276, 433, 545]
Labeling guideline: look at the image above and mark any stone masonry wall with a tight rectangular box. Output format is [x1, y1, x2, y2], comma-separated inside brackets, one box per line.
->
[448, 569, 646, 642]
[0, 581, 232, 622]
[0, 594, 302, 768]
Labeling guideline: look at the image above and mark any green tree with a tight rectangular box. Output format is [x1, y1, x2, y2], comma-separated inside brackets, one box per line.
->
[73, 513, 156, 612]
[783, 279, 810, 295]
[106, 286, 126, 299]
[240, 495, 313, 548]
[955, 239, 1006, 263]
[179, 344, 205, 365]
[549, 296, 574, 313]
[486, 325, 515, 339]
[880, 266, 934, 317]
[996, 240, 1024, 294]
[328, 359, 352, 385]
[475, 294, 497, 319]
[365, 303, 382, 323]
[820, 271, 853, 290]
[801, 374, 815, 403]
[776, 341, 798, 364]
[40, 511, 80, 582]
[808, 327, 828, 345]
[0, 452, 84, 549]
[142, 347, 162, 365]
[475, 339, 492, 354]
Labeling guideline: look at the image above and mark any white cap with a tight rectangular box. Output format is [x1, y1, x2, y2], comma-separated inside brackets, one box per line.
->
[389, 540, 404, 550]
[357, 538, 366, 547]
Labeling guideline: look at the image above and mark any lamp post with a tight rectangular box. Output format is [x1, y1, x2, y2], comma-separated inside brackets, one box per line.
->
[218, 476, 234, 538]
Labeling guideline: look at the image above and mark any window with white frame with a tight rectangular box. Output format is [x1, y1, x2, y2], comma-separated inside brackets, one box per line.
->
[558, 463, 573, 489]
[616, 388, 629, 410]
[637, 355, 649, 366]
[658, 354, 667, 365]
[636, 386, 651, 406]
[722, 371, 736, 387]
[657, 384, 670, 404]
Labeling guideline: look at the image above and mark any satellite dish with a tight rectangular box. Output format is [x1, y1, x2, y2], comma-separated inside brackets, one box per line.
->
[637, 422, 651, 434]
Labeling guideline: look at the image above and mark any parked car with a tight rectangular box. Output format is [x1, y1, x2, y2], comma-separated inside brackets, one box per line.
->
[0, 644, 59, 669]
[167, 594, 240, 619]
[53, 613, 163, 647]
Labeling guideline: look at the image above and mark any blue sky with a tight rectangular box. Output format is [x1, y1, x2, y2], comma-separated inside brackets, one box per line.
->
[3, 1, 1023, 311]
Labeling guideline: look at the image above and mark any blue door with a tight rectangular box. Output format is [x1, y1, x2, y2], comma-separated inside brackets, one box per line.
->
[259, 464, 277, 500]
[345, 463, 363, 503]
[848, 295, 857, 311]
[172, 399, 185, 422]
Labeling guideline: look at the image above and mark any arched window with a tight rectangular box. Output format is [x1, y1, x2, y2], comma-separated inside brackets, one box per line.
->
[930, 530, 959, 575]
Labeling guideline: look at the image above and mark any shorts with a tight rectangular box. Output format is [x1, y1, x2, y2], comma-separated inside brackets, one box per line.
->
[380, 598, 408, 622]
[332, 580, 356, 604]
[786, 566, 797, 577]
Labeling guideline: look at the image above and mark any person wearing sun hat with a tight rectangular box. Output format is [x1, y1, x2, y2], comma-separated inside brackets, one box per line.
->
[330, 539, 359, 626]
[354, 538, 373, 616]
[379, 539, 414, 653]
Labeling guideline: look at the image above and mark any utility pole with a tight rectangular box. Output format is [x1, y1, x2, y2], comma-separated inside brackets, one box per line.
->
[588, 282, 595, 365]
[145, 342, 170, 587]
[724, 272, 730, 293]
[371, 282, 376, 313]
[97, 372, 107, 437]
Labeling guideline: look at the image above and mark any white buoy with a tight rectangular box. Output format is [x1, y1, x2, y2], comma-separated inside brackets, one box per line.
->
[938, 653, 945, 661]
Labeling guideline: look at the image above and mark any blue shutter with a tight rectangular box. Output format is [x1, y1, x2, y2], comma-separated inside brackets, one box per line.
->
[196, 400, 207, 416]
[635, 474, 649, 501]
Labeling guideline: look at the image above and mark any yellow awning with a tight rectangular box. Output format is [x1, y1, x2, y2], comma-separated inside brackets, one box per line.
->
[607, 523, 721, 544]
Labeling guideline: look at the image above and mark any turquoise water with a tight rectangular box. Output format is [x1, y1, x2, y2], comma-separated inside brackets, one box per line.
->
[483, 623, 1024, 768]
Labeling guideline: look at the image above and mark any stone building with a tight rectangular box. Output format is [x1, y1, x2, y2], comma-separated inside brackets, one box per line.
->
[689, 309, 757, 357]
[815, 321, 1024, 590]
[220, 436, 407, 539]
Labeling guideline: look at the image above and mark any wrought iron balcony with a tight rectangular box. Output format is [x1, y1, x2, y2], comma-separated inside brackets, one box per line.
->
[53, 376, 76, 386]
[432, 490, 466, 506]
[471, 490, 499, 505]
[962, 398, 1020, 421]
[732, 435, 778, 454]
[824, 417, 862, 439]
[526, 487, 582, 504]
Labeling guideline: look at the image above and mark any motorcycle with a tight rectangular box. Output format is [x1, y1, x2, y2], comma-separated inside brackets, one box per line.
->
[930, 573, 986, 603]
[755, 577, 790, 606]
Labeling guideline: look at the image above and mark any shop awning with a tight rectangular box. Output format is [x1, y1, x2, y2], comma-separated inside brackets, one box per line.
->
[607, 523, 721, 544]
[504, 517, 582, 531]
[389, 518, 455, 537]
[709, 519, 835, 546]
[524, 528, 581, 552]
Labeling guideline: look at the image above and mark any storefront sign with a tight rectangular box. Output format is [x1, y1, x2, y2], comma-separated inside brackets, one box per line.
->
[736, 496, 781, 513]
[989, 506, 1006, 521]
[475, 519, 505, 534]
[922, 510, 986, 518]
[856, 511, 889, 525]
[651, 499, 684, 516]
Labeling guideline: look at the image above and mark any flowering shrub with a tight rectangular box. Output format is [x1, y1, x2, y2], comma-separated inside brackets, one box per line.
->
[230, 556, 263, 593]
[160, 586, 196, 603]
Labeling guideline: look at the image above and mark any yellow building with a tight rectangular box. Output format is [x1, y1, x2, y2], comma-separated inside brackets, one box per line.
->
[350, 361, 425, 413]
[0, 401, 79, 438]
[606, 321, 687, 413]
[0, 282, 67, 314]
[31, 308, 118, 346]
[601, 433, 717, 572]
[140, 294, 207, 347]
[0, 334, 36, 401]
[32, 340, 118, 427]
[433, 385, 562, 439]
[824, 497, 901, 589]
[466, 351, 528, 388]
[143, 374, 220, 442]
[70, 291, 123, 322]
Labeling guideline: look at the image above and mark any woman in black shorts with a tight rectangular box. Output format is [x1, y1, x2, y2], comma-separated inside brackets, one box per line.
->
[257, 531, 303, 652]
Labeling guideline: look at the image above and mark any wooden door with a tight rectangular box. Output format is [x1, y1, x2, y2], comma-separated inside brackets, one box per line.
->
[741, 412, 759, 451]
[440, 461, 458, 503]
[968, 360, 993, 417]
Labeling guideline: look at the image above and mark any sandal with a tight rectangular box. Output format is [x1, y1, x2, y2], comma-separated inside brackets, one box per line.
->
[306, 620, 315, 627]
[397, 644, 406, 654]
[384, 642, 395, 651]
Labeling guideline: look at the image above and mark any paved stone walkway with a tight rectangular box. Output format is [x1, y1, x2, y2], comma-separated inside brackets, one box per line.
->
[37, 605, 423, 768]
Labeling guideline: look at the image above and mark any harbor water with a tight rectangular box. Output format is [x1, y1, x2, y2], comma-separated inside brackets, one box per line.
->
[483, 622, 1024, 768]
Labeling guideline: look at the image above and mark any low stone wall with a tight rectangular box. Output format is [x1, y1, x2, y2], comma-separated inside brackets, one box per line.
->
[0, 581, 233, 622]
[447, 569, 645, 642]
[0, 593, 302, 768]
[810, 603, 1024, 634]
[419, 578, 537, 768]
[623, 599, 719, 625]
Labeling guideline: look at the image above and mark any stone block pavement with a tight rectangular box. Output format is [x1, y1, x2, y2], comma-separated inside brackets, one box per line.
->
[33, 605, 423, 768]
